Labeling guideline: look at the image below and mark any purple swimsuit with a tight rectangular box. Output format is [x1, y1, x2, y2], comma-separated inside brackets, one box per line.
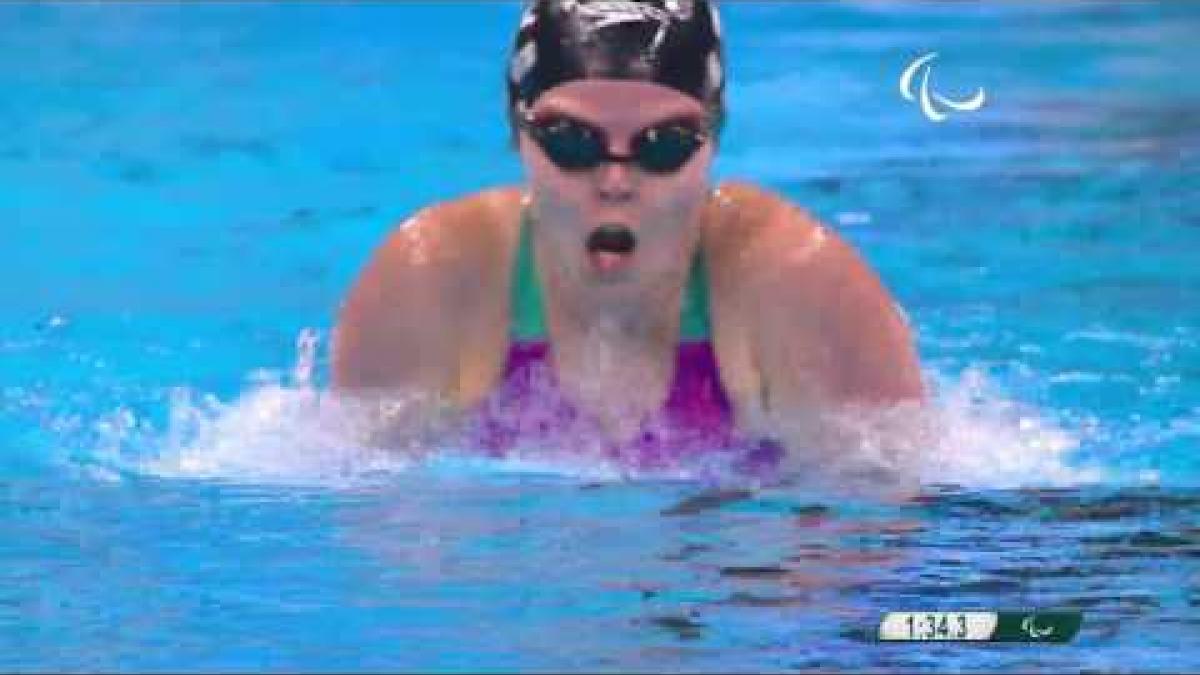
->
[465, 210, 783, 476]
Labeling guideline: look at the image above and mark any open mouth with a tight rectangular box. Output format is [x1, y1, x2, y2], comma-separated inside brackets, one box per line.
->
[586, 225, 637, 254]
[585, 225, 637, 274]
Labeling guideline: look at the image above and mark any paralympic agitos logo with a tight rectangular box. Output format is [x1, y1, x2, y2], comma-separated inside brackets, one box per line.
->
[899, 52, 987, 122]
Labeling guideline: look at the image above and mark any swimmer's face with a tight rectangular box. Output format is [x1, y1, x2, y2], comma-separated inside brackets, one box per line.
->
[517, 80, 714, 291]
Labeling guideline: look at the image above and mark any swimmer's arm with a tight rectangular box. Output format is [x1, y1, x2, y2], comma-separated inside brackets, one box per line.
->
[713, 191, 923, 431]
[332, 204, 489, 449]
[332, 207, 469, 398]
[709, 184, 925, 488]
[332, 191, 515, 407]
[753, 207, 925, 408]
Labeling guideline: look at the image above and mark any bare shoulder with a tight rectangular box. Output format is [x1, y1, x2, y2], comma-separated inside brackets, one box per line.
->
[702, 180, 868, 304]
[703, 180, 861, 282]
[332, 186, 525, 391]
[343, 186, 525, 309]
[369, 186, 525, 272]
[702, 180, 923, 403]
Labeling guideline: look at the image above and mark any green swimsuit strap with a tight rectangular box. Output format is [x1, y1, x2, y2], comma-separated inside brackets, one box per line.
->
[510, 207, 711, 341]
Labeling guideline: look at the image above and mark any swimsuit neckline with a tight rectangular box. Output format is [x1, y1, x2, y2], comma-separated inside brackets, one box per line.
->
[509, 205, 713, 342]
[478, 204, 784, 473]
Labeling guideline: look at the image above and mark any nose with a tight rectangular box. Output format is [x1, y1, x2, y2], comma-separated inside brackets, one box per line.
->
[595, 158, 635, 202]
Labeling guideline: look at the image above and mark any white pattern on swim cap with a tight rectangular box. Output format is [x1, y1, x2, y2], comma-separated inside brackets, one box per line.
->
[665, 0, 695, 21]
[519, 2, 537, 29]
[706, 51, 722, 93]
[574, 1, 668, 32]
[708, 0, 721, 39]
[510, 42, 538, 85]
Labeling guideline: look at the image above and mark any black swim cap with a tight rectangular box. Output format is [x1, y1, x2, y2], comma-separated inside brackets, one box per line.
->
[506, 0, 726, 136]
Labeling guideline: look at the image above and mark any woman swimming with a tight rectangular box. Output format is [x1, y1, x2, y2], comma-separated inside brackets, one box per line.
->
[332, 0, 924, 474]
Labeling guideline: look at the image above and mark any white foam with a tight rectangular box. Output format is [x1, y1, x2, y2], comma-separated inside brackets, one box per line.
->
[106, 330, 418, 488]
[136, 384, 415, 487]
[918, 367, 1105, 488]
[76, 331, 1107, 491]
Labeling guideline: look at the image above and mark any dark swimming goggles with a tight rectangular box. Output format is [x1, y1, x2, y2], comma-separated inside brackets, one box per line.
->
[519, 113, 709, 174]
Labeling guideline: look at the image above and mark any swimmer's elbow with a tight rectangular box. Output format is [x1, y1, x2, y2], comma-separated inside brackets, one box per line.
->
[825, 260, 926, 406]
[329, 313, 381, 392]
[832, 304, 926, 406]
[329, 337, 361, 392]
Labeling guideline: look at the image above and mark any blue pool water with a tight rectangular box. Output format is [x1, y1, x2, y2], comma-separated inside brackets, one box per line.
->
[2, 2, 1198, 671]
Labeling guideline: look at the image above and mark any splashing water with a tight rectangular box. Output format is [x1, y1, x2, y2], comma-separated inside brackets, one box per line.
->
[920, 368, 1105, 488]
[75, 330, 1103, 492]
[100, 329, 409, 487]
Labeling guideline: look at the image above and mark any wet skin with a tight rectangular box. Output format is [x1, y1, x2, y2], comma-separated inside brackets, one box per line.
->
[333, 79, 925, 456]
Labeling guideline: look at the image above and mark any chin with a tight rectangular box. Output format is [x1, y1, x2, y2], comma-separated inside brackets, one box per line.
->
[584, 267, 638, 288]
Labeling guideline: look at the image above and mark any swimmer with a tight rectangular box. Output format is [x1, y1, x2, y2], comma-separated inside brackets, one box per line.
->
[332, 0, 925, 472]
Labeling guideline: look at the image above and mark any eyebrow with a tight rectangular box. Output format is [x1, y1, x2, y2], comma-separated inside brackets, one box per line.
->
[532, 103, 707, 129]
